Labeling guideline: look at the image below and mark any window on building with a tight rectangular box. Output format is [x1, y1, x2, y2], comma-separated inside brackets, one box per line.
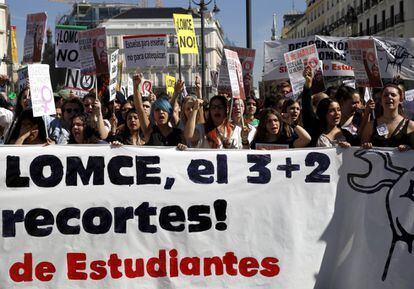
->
[366, 18, 370, 33]
[359, 22, 363, 34]
[382, 9, 386, 27]
[112, 36, 118, 48]
[374, 14, 377, 31]
[168, 54, 176, 66]
[327, 0, 329, 10]
[390, 5, 394, 25]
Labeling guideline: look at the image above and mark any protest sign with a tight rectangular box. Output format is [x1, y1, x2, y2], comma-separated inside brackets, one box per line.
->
[77, 28, 108, 75]
[225, 46, 255, 96]
[221, 49, 245, 99]
[11, 26, 19, 64]
[123, 34, 167, 70]
[17, 66, 29, 94]
[173, 14, 198, 54]
[403, 89, 414, 120]
[373, 37, 414, 80]
[55, 25, 87, 69]
[27, 64, 55, 117]
[23, 12, 47, 63]
[264, 36, 414, 81]
[166, 75, 176, 97]
[1, 147, 414, 289]
[140, 79, 152, 97]
[255, 143, 290, 150]
[108, 49, 119, 101]
[284, 44, 320, 99]
[348, 39, 383, 88]
[64, 68, 96, 98]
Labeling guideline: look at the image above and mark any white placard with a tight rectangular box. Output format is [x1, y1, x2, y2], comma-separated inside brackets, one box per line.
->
[108, 49, 119, 101]
[123, 34, 167, 69]
[27, 64, 55, 117]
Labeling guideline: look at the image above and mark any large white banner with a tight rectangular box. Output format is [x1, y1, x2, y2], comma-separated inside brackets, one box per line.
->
[264, 36, 414, 81]
[0, 146, 414, 288]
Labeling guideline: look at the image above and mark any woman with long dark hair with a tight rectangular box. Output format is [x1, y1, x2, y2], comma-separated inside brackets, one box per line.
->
[250, 108, 310, 149]
[315, 98, 351, 148]
[361, 83, 414, 150]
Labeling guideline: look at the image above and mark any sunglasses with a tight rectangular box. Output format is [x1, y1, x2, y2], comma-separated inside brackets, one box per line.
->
[65, 108, 80, 114]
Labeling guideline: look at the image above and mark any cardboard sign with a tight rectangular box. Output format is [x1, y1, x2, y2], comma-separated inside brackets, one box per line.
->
[77, 28, 108, 75]
[55, 25, 87, 69]
[284, 44, 320, 99]
[123, 34, 167, 69]
[165, 75, 176, 97]
[27, 64, 56, 117]
[64, 68, 96, 98]
[255, 143, 290, 150]
[173, 14, 198, 54]
[224, 46, 255, 95]
[222, 49, 245, 99]
[17, 66, 29, 94]
[108, 49, 119, 101]
[23, 12, 47, 63]
[348, 39, 383, 88]
[140, 79, 152, 97]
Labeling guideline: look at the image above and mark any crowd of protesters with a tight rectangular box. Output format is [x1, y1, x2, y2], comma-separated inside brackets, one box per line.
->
[0, 66, 413, 151]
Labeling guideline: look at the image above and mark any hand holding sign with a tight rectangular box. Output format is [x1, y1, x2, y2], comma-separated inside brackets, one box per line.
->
[303, 65, 313, 89]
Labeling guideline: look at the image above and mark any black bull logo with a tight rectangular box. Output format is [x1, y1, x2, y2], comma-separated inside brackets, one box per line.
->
[347, 150, 414, 281]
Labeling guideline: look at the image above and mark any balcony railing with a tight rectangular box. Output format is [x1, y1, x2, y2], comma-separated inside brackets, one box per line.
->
[395, 13, 404, 24]
[364, 1, 371, 10]
[385, 18, 394, 28]
[377, 21, 385, 32]
[356, 5, 363, 15]
[371, 0, 378, 6]
[369, 26, 376, 34]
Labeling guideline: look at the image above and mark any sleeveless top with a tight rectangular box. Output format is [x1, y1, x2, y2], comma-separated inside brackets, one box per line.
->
[371, 118, 410, 148]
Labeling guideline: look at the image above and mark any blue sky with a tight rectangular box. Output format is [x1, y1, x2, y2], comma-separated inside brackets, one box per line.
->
[7, 0, 306, 86]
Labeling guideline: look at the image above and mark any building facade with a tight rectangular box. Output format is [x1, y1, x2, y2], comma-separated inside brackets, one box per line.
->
[282, 0, 413, 39]
[100, 7, 225, 94]
[0, 0, 9, 76]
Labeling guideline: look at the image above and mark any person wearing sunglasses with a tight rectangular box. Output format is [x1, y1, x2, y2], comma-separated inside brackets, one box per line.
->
[47, 98, 85, 144]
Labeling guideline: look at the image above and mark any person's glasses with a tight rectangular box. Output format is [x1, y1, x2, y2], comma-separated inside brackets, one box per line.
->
[65, 108, 80, 114]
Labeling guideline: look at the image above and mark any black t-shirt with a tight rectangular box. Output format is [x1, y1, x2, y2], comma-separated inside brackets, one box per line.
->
[146, 126, 182, 146]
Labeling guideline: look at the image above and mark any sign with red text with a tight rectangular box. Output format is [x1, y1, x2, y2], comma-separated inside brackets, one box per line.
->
[27, 64, 56, 117]
[225, 46, 256, 96]
[77, 28, 108, 75]
[264, 36, 414, 81]
[284, 44, 320, 98]
[123, 34, 167, 69]
[220, 49, 245, 99]
[23, 12, 47, 63]
[2, 147, 414, 289]
[348, 39, 383, 88]
[64, 68, 96, 98]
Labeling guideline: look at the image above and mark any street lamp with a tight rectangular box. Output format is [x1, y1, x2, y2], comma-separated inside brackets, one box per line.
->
[189, 0, 220, 101]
